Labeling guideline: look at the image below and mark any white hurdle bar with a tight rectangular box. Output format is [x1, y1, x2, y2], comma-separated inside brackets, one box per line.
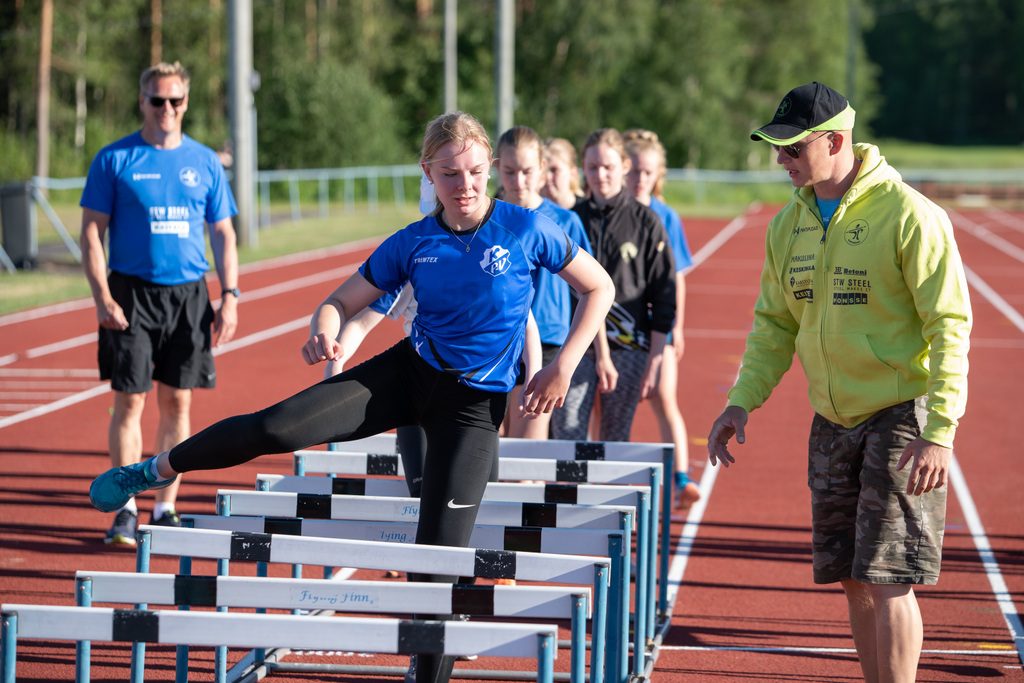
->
[75, 571, 590, 683]
[0, 605, 558, 683]
[137, 526, 611, 683]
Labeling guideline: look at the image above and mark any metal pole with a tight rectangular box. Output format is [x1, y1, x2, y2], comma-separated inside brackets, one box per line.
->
[444, 0, 457, 112]
[229, 0, 257, 247]
[495, 0, 514, 137]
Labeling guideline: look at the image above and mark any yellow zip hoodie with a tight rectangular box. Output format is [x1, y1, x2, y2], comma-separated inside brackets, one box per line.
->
[728, 143, 971, 447]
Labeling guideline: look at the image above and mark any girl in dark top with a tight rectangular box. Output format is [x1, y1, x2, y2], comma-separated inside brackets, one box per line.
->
[552, 127, 675, 442]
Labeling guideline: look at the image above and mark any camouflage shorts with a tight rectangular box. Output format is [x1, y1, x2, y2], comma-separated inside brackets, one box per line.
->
[808, 397, 946, 585]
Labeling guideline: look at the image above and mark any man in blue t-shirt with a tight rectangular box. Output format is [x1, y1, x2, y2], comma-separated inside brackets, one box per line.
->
[80, 61, 240, 545]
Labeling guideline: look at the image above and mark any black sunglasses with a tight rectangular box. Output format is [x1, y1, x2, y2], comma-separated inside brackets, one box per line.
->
[772, 131, 833, 159]
[146, 95, 186, 109]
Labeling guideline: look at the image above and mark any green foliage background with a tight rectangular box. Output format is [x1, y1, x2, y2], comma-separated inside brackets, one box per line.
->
[0, 0, 1021, 180]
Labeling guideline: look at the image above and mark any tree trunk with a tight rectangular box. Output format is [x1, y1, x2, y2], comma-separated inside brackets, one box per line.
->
[74, 22, 87, 152]
[151, 0, 163, 64]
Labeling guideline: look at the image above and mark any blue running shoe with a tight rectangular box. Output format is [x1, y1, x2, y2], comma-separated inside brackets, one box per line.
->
[89, 457, 177, 512]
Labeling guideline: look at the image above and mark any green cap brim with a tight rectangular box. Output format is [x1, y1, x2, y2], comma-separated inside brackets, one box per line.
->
[751, 105, 857, 145]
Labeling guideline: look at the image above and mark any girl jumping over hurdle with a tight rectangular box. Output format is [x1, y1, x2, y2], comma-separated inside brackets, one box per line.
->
[89, 110, 614, 683]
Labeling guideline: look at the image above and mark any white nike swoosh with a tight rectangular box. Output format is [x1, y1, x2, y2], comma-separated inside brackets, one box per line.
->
[447, 498, 475, 509]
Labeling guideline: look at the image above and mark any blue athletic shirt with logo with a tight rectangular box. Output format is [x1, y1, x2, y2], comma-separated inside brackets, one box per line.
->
[531, 199, 592, 346]
[80, 131, 238, 285]
[650, 197, 693, 272]
[360, 199, 578, 393]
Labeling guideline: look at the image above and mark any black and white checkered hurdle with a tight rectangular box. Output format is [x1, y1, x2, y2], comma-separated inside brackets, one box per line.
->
[325, 434, 673, 646]
[292, 450, 657, 681]
[135, 526, 612, 683]
[74, 571, 591, 683]
[179, 511, 632, 683]
[0, 604, 558, 683]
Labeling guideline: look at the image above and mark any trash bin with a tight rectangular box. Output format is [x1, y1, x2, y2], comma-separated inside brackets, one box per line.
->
[0, 182, 38, 269]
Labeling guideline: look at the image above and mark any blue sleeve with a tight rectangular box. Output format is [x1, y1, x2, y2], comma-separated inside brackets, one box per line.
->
[359, 231, 409, 292]
[204, 154, 238, 223]
[369, 287, 402, 315]
[80, 151, 115, 215]
[665, 210, 693, 271]
[533, 212, 579, 274]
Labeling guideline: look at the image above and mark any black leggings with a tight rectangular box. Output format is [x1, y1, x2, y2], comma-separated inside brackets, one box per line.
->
[168, 338, 505, 557]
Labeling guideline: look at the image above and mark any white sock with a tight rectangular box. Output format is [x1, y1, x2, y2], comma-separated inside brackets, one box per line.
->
[120, 498, 138, 514]
[153, 502, 176, 520]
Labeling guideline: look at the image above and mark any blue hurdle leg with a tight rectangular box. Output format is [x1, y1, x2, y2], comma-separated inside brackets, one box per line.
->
[634, 493, 650, 676]
[570, 593, 586, 683]
[175, 554, 192, 683]
[591, 564, 607, 683]
[74, 576, 91, 683]
[130, 529, 151, 683]
[2, 611, 17, 683]
[537, 632, 555, 683]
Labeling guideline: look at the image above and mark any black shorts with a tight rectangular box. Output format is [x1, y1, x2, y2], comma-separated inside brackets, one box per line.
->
[98, 271, 216, 394]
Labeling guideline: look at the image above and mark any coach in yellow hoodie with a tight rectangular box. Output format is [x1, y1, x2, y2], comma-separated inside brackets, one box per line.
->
[708, 82, 971, 683]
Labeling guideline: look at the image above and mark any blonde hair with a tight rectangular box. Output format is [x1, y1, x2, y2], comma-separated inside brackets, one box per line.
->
[543, 137, 582, 197]
[420, 111, 492, 165]
[139, 61, 191, 94]
[580, 128, 627, 195]
[623, 128, 667, 199]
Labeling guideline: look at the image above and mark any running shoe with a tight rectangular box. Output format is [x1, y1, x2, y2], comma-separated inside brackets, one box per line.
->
[149, 509, 181, 527]
[104, 508, 138, 546]
[89, 457, 178, 512]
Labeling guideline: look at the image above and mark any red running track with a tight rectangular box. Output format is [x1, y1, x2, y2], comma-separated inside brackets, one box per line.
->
[0, 208, 1021, 681]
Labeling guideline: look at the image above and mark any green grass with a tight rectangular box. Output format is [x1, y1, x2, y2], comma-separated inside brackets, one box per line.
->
[0, 202, 422, 316]
[876, 139, 1024, 170]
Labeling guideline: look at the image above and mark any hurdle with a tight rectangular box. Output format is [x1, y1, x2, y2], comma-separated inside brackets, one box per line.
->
[331, 434, 672, 640]
[74, 571, 591, 683]
[177, 515, 632, 683]
[293, 450, 657, 680]
[135, 526, 611, 683]
[217, 486, 648, 681]
[0, 605, 558, 683]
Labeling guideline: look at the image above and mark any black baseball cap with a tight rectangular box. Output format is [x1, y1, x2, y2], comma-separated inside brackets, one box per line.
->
[750, 81, 856, 145]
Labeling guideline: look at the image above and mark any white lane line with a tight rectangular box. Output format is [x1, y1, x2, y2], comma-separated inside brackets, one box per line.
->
[985, 208, 1024, 235]
[964, 264, 1024, 334]
[0, 380, 103, 390]
[0, 368, 97, 377]
[0, 265, 358, 367]
[0, 393, 79, 400]
[949, 455, 1024, 668]
[688, 203, 760, 269]
[659, 645, 1017, 656]
[0, 313, 309, 431]
[664, 461, 720, 611]
[951, 209, 1024, 265]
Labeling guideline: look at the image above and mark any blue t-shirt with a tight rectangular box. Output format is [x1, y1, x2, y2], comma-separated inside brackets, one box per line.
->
[531, 199, 592, 346]
[650, 198, 693, 272]
[816, 196, 842, 231]
[360, 200, 578, 392]
[80, 131, 238, 285]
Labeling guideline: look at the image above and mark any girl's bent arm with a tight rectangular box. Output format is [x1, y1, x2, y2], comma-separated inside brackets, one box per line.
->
[303, 272, 385, 365]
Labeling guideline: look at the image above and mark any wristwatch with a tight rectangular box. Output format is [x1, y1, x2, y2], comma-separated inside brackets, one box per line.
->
[222, 287, 241, 299]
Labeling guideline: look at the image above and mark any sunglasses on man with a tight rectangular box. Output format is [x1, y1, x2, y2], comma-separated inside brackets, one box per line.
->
[145, 95, 186, 109]
[772, 131, 833, 159]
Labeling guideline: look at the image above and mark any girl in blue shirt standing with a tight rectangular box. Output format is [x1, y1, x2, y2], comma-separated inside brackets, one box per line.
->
[624, 129, 701, 510]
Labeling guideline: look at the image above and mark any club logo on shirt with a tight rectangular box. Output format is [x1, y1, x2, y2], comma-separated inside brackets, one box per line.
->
[480, 245, 511, 277]
[844, 219, 869, 245]
[179, 167, 201, 188]
[620, 242, 639, 262]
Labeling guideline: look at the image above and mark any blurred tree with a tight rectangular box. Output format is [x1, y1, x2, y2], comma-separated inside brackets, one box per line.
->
[865, 0, 1024, 145]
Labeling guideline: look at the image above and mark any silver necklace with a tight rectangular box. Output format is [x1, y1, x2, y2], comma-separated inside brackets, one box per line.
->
[448, 217, 484, 252]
